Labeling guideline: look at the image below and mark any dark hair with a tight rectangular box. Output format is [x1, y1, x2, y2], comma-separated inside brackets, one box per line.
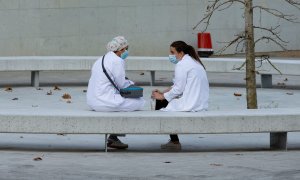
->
[170, 41, 206, 69]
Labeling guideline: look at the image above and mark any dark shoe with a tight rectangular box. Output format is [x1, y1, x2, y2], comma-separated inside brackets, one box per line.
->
[161, 140, 181, 150]
[107, 138, 128, 149]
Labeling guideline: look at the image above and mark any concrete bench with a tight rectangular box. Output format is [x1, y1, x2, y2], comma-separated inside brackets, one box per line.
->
[0, 56, 299, 88]
[0, 108, 299, 152]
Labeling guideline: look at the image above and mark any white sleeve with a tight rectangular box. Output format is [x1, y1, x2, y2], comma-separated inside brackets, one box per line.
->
[112, 60, 132, 89]
[164, 65, 187, 102]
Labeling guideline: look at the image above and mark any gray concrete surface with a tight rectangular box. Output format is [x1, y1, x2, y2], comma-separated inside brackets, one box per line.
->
[0, 150, 300, 180]
[1, 72, 300, 179]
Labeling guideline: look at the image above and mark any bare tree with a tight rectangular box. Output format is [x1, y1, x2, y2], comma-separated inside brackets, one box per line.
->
[193, 0, 300, 109]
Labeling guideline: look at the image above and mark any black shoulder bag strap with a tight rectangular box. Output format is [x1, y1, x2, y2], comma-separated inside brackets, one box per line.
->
[101, 55, 120, 92]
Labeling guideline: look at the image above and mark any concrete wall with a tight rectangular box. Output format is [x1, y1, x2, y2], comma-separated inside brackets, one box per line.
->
[0, 0, 299, 56]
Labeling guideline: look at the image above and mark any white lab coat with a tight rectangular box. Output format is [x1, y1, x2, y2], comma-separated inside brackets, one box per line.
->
[162, 54, 209, 112]
[87, 51, 145, 112]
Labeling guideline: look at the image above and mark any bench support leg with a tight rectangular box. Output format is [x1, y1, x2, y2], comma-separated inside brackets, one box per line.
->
[270, 132, 287, 150]
[31, 71, 40, 88]
[261, 74, 272, 88]
[150, 71, 155, 86]
[105, 134, 108, 152]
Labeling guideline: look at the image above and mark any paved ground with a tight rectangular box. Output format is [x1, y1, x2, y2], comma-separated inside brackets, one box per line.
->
[0, 71, 300, 179]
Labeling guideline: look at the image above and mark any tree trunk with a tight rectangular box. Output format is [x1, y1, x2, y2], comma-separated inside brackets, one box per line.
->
[244, 0, 257, 109]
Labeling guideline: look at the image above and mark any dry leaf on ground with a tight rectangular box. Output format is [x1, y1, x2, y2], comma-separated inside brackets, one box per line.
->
[5, 87, 12, 92]
[62, 93, 71, 99]
[33, 155, 43, 161]
[234, 93, 242, 96]
[54, 85, 61, 90]
[46, 90, 52, 95]
[210, 163, 223, 166]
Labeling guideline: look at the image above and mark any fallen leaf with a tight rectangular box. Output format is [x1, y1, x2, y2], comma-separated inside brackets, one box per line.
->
[234, 93, 242, 96]
[286, 92, 294, 95]
[284, 78, 288, 82]
[33, 155, 44, 161]
[210, 163, 223, 166]
[83, 90, 87, 93]
[46, 90, 52, 95]
[57, 133, 66, 136]
[62, 93, 71, 99]
[54, 85, 61, 90]
[140, 72, 145, 75]
[164, 161, 171, 163]
[36, 88, 43, 90]
[66, 100, 71, 103]
[12, 98, 18, 100]
[5, 87, 12, 92]
[235, 153, 243, 156]
[277, 82, 285, 86]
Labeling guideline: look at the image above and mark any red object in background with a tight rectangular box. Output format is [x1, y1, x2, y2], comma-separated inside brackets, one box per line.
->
[197, 32, 214, 57]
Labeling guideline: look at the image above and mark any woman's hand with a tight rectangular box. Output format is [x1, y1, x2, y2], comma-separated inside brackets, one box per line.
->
[152, 89, 161, 94]
[151, 91, 165, 100]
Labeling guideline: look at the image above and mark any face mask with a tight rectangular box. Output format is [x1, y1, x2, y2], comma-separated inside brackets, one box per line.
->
[121, 50, 129, 60]
[169, 55, 179, 64]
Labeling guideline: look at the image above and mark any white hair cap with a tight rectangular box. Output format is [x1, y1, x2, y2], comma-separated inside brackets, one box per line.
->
[106, 36, 129, 52]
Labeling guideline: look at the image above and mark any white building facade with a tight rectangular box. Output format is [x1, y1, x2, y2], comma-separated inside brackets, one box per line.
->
[0, 0, 299, 56]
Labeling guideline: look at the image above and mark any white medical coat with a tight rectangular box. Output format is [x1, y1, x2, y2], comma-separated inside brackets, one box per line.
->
[87, 51, 145, 112]
[163, 54, 209, 112]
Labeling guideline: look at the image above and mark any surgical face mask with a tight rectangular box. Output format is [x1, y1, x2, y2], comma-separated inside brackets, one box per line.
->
[121, 50, 129, 60]
[169, 55, 179, 64]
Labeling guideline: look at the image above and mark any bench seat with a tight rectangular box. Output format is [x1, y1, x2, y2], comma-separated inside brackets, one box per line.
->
[1, 108, 299, 152]
[1, 56, 299, 87]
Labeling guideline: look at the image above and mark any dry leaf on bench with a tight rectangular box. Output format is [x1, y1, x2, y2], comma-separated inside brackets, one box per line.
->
[12, 98, 18, 100]
[286, 92, 294, 95]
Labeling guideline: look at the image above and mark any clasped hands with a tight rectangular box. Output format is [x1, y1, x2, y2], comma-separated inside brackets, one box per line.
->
[151, 89, 165, 100]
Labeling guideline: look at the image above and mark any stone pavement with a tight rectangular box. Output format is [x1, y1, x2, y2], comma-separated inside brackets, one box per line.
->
[0, 71, 300, 179]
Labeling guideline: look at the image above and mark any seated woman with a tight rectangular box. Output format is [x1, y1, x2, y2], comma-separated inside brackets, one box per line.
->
[87, 36, 145, 149]
[151, 41, 209, 150]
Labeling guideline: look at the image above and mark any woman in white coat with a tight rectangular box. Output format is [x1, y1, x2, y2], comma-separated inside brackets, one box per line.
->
[151, 41, 209, 150]
[87, 36, 145, 149]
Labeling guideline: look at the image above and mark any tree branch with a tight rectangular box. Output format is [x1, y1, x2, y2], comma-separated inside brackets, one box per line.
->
[254, 36, 287, 50]
[215, 32, 245, 54]
[193, 0, 245, 31]
[285, 0, 300, 10]
[253, 6, 299, 22]
[253, 25, 288, 44]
